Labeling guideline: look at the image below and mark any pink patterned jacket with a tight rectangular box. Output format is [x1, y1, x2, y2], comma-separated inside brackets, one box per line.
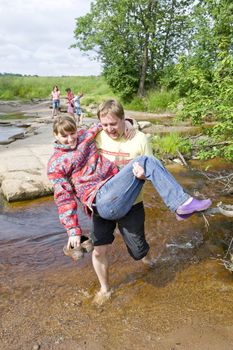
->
[47, 124, 118, 237]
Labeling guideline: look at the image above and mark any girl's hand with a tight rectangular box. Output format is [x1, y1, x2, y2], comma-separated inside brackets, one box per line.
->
[67, 235, 81, 249]
[132, 162, 146, 179]
[124, 120, 136, 139]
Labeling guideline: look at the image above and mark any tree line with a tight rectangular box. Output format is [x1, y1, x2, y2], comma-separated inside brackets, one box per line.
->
[73, 0, 233, 161]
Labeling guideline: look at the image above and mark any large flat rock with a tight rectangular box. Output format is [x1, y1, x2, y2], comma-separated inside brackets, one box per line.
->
[0, 123, 54, 202]
[1, 172, 52, 201]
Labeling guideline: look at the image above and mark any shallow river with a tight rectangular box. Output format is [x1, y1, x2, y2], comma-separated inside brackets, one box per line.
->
[0, 163, 232, 350]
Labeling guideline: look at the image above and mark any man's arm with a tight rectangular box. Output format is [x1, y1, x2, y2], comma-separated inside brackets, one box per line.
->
[133, 132, 153, 179]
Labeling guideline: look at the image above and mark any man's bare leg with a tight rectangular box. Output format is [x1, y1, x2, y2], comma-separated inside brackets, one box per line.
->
[92, 245, 112, 304]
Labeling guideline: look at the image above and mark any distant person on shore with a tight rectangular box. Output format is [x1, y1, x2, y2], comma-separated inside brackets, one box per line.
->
[47, 114, 212, 303]
[73, 92, 84, 125]
[51, 85, 60, 118]
[65, 88, 74, 117]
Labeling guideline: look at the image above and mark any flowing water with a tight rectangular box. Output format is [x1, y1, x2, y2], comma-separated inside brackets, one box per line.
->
[0, 162, 233, 350]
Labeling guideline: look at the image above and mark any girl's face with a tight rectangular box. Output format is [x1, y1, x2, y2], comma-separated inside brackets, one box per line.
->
[55, 130, 78, 148]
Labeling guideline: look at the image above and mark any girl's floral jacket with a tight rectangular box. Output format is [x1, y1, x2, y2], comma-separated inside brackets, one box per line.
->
[47, 124, 118, 237]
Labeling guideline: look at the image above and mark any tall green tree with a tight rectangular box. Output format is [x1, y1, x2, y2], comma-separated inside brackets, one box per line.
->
[72, 0, 192, 99]
[170, 0, 233, 160]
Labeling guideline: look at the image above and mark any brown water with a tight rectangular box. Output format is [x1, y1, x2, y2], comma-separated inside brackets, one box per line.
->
[0, 162, 233, 350]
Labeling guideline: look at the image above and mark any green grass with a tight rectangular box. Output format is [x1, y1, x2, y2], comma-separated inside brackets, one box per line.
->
[124, 89, 179, 113]
[150, 133, 192, 158]
[0, 76, 179, 115]
[146, 89, 179, 112]
[0, 76, 117, 103]
[124, 96, 146, 111]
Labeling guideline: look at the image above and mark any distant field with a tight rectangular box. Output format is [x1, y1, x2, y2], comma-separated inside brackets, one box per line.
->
[0, 75, 117, 106]
[0, 75, 178, 113]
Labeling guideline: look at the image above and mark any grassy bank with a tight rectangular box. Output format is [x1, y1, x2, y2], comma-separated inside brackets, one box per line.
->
[0, 75, 178, 113]
[0, 75, 117, 105]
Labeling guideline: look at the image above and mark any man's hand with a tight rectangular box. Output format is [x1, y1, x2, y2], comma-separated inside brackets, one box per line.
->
[124, 120, 136, 140]
[132, 162, 146, 180]
[67, 235, 81, 249]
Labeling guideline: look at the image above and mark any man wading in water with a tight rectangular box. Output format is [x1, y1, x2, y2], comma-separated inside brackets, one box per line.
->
[47, 101, 212, 305]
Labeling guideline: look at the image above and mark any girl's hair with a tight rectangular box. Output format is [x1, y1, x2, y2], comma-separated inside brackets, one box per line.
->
[97, 99, 124, 120]
[53, 115, 77, 135]
[53, 85, 59, 91]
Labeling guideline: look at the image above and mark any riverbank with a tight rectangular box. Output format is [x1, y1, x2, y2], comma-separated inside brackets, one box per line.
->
[0, 120, 54, 202]
[0, 100, 233, 350]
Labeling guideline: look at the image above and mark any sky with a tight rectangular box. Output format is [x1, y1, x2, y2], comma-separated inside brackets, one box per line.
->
[0, 0, 101, 76]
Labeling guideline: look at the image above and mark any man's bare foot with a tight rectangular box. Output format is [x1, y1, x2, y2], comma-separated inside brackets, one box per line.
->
[142, 256, 156, 268]
[92, 290, 112, 306]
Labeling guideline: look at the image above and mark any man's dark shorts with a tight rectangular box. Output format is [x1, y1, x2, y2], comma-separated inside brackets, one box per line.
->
[91, 202, 149, 260]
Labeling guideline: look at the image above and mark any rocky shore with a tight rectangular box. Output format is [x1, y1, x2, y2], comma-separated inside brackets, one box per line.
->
[0, 100, 55, 201]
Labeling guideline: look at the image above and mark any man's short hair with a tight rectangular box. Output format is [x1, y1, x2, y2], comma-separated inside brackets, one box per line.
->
[53, 115, 77, 135]
[97, 99, 125, 120]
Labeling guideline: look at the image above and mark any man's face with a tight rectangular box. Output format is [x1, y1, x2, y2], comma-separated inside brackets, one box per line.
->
[99, 113, 125, 139]
[55, 130, 78, 148]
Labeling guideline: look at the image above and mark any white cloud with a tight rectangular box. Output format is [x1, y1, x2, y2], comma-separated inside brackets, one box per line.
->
[0, 0, 101, 76]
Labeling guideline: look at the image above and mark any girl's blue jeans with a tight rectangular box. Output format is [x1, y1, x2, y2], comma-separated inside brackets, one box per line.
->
[95, 155, 190, 220]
